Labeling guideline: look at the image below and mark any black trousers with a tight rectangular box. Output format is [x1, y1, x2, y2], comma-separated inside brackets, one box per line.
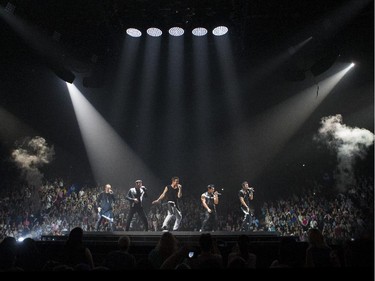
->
[241, 213, 253, 231]
[200, 211, 218, 231]
[95, 210, 114, 231]
[126, 206, 149, 231]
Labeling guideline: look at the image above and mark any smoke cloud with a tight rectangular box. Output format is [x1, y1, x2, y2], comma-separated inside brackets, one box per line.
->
[11, 136, 55, 187]
[314, 114, 374, 191]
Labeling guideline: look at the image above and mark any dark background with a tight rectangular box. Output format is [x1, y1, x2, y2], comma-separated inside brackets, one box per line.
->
[0, 0, 373, 204]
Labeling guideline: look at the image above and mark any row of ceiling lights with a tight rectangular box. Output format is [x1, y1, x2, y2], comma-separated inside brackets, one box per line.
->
[126, 26, 229, 37]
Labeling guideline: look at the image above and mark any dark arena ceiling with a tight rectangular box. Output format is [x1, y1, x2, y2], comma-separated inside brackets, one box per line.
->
[1, 0, 373, 70]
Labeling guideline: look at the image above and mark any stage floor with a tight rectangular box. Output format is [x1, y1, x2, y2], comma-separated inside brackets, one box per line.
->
[42, 230, 283, 245]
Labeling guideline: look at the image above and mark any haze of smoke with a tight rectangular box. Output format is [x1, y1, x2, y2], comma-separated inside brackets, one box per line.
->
[314, 114, 374, 191]
[11, 136, 55, 187]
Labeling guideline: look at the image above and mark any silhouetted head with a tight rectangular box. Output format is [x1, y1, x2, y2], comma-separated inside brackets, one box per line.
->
[68, 227, 84, 243]
[118, 236, 131, 251]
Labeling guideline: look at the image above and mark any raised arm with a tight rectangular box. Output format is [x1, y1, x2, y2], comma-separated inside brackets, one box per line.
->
[249, 189, 254, 200]
[213, 191, 219, 205]
[152, 186, 168, 204]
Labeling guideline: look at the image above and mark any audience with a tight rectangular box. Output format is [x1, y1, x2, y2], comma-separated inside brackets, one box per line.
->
[60, 227, 94, 269]
[0, 175, 372, 270]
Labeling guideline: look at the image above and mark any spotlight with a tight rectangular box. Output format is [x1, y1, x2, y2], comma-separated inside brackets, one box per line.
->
[147, 27, 162, 37]
[192, 27, 208, 37]
[126, 28, 142, 37]
[212, 26, 228, 36]
[169, 27, 184, 36]
[51, 65, 75, 84]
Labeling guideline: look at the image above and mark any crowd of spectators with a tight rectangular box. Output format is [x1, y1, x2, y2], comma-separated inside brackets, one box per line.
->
[0, 176, 373, 244]
[0, 175, 373, 271]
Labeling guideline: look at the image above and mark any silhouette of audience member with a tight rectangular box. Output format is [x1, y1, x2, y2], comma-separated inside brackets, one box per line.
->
[103, 235, 136, 270]
[160, 244, 192, 269]
[270, 237, 301, 268]
[118, 235, 131, 251]
[228, 235, 256, 268]
[148, 232, 178, 269]
[175, 262, 191, 270]
[0, 237, 18, 271]
[61, 227, 94, 269]
[305, 228, 340, 268]
[16, 238, 43, 271]
[227, 256, 247, 269]
[192, 233, 223, 269]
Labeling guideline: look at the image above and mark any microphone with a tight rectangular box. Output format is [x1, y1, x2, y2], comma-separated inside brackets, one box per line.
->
[248, 187, 254, 192]
[214, 192, 222, 196]
[141, 186, 147, 190]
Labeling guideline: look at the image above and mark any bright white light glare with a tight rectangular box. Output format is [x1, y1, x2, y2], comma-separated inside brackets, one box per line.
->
[147, 27, 162, 37]
[212, 26, 228, 36]
[65, 83, 159, 189]
[169, 27, 184, 36]
[192, 27, 208, 36]
[350, 62, 355, 68]
[17, 237, 25, 242]
[126, 28, 142, 37]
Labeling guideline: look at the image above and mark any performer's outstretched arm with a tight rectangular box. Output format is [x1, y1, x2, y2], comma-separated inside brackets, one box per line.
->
[152, 186, 168, 204]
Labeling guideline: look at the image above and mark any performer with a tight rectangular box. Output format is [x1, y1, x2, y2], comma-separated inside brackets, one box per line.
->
[125, 179, 149, 231]
[239, 181, 254, 231]
[152, 176, 182, 231]
[199, 184, 219, 232]
[95, 184, 116, 231]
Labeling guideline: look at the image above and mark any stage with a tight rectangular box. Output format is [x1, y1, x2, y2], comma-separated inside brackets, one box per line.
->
[41, 230, 284, 246]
